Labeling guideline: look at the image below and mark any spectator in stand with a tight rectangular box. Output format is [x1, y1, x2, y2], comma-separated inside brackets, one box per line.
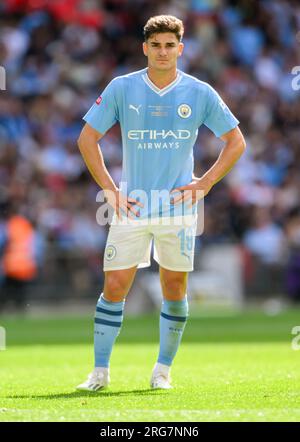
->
[0, 204, 44, 312]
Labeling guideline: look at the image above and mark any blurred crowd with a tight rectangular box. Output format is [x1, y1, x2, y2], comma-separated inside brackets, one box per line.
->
[1, 0, 300, 308]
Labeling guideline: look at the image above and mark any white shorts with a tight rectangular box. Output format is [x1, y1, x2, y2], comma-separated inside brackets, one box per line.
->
[103, 215, 197, 272]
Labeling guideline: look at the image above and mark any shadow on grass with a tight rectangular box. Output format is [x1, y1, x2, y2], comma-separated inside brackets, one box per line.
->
[5, 388, 169, 400]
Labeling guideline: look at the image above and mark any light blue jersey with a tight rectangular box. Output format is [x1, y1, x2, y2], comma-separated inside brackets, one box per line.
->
[83, 68, 239, 218]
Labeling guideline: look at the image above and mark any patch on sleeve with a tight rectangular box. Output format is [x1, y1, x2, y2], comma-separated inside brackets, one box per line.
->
[96, 96, 102, 105]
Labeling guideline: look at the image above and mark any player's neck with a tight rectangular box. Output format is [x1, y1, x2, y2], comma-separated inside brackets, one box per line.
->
[146, 67, 178, 89]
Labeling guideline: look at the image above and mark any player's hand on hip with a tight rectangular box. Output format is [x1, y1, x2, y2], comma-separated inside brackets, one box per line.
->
[104, 188, 143, 220]
[170, 176, 214, 208]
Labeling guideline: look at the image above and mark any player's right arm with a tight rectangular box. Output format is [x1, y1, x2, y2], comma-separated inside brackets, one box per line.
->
[77, 123, 141, 219]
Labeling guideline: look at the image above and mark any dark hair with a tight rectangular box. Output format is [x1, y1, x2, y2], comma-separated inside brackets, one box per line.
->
[143, 15, 184, 42]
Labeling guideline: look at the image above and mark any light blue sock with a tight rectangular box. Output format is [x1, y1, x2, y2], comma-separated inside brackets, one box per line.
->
[157, 296, 188, 366]
[94, 293, 125, 368]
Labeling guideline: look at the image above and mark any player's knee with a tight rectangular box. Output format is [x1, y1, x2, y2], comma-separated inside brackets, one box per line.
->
[104, 274, 129, 301]
[161, 276, 187, 300]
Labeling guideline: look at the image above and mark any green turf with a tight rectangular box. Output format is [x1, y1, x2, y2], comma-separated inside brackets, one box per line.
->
[1, 309, 300, 422]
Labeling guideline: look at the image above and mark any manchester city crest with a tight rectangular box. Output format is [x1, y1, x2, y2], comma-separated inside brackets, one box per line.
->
[178, 104, 192, 118]
[105, 245, 117, 261]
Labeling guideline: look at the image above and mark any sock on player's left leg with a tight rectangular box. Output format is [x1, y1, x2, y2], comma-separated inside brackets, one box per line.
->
[157, 295, 188, 366]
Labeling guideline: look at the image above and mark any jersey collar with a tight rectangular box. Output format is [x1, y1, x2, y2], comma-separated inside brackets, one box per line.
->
[142, 69, 182, 96]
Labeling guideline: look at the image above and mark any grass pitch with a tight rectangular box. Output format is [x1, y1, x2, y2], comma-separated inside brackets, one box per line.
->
[0, 309, 300, 422]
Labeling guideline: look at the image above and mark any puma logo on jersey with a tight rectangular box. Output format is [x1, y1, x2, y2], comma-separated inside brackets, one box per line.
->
[129, 104, 142, 115]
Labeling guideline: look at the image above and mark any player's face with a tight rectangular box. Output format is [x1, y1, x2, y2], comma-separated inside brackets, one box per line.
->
[143, 33, 184, 71]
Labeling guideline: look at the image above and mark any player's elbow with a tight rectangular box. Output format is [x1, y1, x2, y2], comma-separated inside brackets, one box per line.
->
[232, 130, 246, 155]
[221, 127, 246, 154]
[77, 134, 82, 150]
[77, 124, 102, 152]
[237, 134, 246, 153]
[77, 132, 86, 152]
[226, 131, 246, 162]
[77, 129, 93, 154]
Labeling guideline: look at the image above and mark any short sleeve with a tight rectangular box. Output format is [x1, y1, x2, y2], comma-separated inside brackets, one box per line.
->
[83, 79, 119, 134]
[203, 85, 239, 137]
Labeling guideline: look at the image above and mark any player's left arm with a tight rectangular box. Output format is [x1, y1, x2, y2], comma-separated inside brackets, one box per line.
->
[171, 126, 246, 205]
[202, 125, 246, 187]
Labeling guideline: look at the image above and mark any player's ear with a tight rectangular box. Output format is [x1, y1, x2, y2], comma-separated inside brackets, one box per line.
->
[178, 42, 184, 57]
[143, 42, 148, 57]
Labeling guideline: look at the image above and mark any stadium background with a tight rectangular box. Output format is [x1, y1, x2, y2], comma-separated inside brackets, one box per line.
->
[0, 0, 300, 314]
